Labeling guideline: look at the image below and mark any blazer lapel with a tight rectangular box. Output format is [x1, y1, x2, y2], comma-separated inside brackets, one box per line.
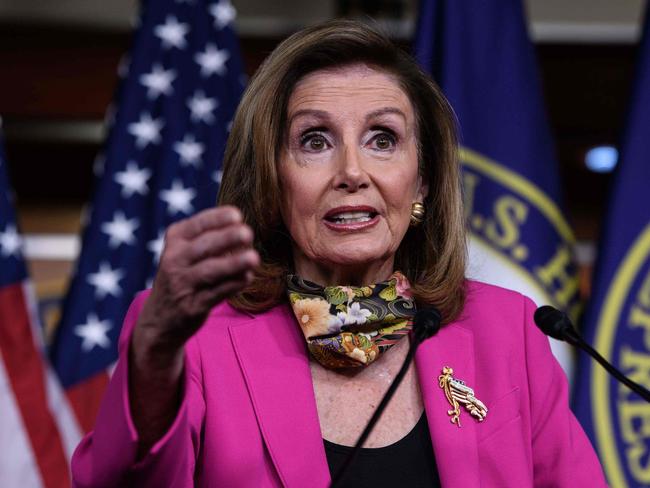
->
[229, 305, 330, 488]
[415, 323, 481, 487]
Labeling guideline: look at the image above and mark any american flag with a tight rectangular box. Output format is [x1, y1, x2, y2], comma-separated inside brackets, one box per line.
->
[0, 121, 81, 487]
[49, 0, 245, 433]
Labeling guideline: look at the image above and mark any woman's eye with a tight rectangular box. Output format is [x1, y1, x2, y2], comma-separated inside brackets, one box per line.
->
[301, 133, 328, 152]
[372, 132, 396, 150]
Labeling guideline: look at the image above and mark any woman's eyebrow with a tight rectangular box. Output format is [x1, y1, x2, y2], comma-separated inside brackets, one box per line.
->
[365, 107, 407, 123]
[288, 109, 329, 126]
[288, 107, 407, 127]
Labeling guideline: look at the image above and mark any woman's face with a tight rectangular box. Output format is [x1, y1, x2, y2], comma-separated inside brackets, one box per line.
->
[278, 64, 427, 284]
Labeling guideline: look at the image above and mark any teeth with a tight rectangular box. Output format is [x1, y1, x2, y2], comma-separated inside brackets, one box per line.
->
[334, 216, 371, 223]
[329, 211, 373, 224]
[332, 211, 370, 219]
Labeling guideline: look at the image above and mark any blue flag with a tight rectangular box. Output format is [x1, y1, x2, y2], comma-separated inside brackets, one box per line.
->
[414, 0, 579, 375]
[49, 0, 244, 427]
[573, 10, 650, 488]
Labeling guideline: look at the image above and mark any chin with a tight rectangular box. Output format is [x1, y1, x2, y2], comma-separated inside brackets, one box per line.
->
[321, 247, 393, 268]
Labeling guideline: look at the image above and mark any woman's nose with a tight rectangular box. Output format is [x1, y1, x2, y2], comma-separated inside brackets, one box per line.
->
[333, 145, 370, 191]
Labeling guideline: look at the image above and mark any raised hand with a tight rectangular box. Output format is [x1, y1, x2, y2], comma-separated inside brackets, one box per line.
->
[135, 205, 260, 352]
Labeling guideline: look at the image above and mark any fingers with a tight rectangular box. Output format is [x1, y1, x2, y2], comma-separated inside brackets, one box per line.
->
[169, 206, 243, 241]
[193, 272, 253, 309]
[162, 205, 255, 267]
[186, 224, 253, 264]
[146, 205, 259, 345]
[188, 250, 259, 308]
[190, 248, 260, 289]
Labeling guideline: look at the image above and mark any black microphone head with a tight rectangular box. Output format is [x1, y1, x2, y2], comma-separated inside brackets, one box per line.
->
[413, 307, 442, 342]
[534, 305, 574, 341]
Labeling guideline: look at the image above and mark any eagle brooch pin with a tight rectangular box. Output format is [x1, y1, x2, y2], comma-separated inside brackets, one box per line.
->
[438, 366, 488, 427]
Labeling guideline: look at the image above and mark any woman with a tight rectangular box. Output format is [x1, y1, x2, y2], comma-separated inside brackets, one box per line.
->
[72, 20, 607, 487]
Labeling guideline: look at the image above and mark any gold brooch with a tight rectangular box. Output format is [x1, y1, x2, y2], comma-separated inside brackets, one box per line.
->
[438, 366, 488, 427]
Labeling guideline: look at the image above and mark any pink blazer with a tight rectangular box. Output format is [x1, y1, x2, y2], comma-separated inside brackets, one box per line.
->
[72, 281, 608, 487]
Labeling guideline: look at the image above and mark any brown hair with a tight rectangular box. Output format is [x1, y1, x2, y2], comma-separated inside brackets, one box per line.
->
[218, 19, 466, 323]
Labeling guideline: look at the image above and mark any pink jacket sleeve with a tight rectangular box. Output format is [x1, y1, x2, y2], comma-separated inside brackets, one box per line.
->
[71, 292, 206, 488]
[522, 296, 609, 487]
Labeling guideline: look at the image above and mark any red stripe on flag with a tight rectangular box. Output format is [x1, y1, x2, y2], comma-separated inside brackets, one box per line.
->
[66, 371, 110, 434]
[0, 284, 70, 488]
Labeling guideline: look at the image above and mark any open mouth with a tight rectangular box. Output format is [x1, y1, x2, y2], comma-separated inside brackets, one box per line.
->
[325, 210, 378, 224]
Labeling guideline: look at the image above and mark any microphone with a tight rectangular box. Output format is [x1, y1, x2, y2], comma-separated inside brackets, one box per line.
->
[413, 307, 442, 344]
[534, 305, 579, 342]
[330, 307, 442, 487]
[534, 305, 650, 402]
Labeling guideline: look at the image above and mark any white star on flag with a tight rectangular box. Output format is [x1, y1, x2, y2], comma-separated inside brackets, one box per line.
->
[101, 211, 139, 248]
[147, 230, 166, 265]
[187, 90, 218, 124]
[114, 161, 152, 198]
[140, 64, 177, 99]
[195, 43, 230, 77]
[154, 16, 190, 50]
[160, 179, 196, 215]
[0, 224, 23, 257]
[128, 113, 164, 149]
[213, 169, 223, 184]
[174, 134, 205, 167]
[74, 313, 113, 352]
[86, 262, 125, 299]
[209, 0, 236, 29]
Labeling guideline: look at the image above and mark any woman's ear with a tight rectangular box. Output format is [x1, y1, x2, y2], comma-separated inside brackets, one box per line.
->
[417, 176, 429, 202]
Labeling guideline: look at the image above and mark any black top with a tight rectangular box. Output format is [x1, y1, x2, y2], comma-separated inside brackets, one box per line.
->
[324, 413, 442, 487]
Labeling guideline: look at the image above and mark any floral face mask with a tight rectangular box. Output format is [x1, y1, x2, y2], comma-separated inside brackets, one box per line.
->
[286, 272, 416, 369]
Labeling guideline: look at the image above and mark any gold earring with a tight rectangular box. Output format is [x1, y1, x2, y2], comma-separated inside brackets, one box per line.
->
[410, 202, 425, 226]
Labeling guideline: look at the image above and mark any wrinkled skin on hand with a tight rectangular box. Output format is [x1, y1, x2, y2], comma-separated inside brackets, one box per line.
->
[134, 205, 260, 355]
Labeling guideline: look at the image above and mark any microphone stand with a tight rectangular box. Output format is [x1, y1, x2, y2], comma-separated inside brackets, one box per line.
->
[563, 327, 650, 402]
[329, 309, 440, 487]
[534, 305, 650, 403]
